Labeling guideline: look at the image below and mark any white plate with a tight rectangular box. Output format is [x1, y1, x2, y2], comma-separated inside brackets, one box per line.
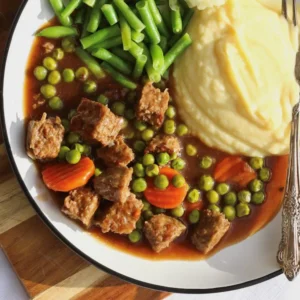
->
[0, 0, 285, 293]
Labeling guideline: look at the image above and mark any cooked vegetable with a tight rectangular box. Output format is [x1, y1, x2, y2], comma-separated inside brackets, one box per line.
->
[134, 163, 145, 177]
[111, 101, 125, 116]
[34, 66, 48, 81]
[131, 30, 145, 43]
[187, 188, 200, 203]
[199, 156, 214, 169]
[62, 68, 75, 82]
[143, 154, 155, 166]
[133, 140, 146, 152]
[171, 158, 185, 170]
[128, 230, 142, 243]
[128, 41, 144, 58]
[74, 7, 86, 24]
[188, 209, 200, 224]
[49, 0, 73, 27]
[176, 124, 188, 136]
[142, 129, 155, 142]
[251, 192, 265, 205]
[223, 192, 237, 206]
[40, 84, 57, 99]
[43, 57, 57, 71]
[101, 4, 118, 26]
[248, 179, 263, 193]
[156, 152, 170, 166]
[236, 203, 251, 217]
[83, 0, 96, 7]
[237, 190, 251, 204]
[171, 205, 184, 217]
[61, 0, 82, 18]
[62, 37, 76, 53]
[186, 144, 197, 156]
[199, 175, 214, 191]
[206, 190, 219, 204]
[249, 157, 264, 170]
[164, 119, 176, 134]
[97, 94, 109, 105]
[143, 210, 153, 220]
[171, 7, 182, 34]
[49, 96, 63, 110]
[259, 168, 271, 182]
[133, 55, 147, 79]
[215, 183, 230, 195]
[94, 168, 102, 176]
[208, 204, 221, 213]
[88, 37, 123, 51]
[67, 132, 81, 144]
[223, 206, 236, 221]
[48, 70, 61, 85]
[53, 48, 64, 60]
[66, 149, 81, 164]
[37, 26, 78, 38]
[83, 80, 97, 93]
[165, 105, 176, 119]
[145, 164, 160, 177]
[58, 146, 70, 160]
[111, 47, 135, 63]
[172, 174, 186, 188]
[154, 174, 169, 190]
[75, 66, 89, 81]
[132, 178, 148, 192]
[74, 143, 84, 153]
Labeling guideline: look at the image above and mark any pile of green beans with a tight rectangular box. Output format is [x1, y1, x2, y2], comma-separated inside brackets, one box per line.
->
[37, 0, 193, 88]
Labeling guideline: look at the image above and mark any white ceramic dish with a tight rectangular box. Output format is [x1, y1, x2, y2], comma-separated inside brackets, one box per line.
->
[0, 0, 286, 293]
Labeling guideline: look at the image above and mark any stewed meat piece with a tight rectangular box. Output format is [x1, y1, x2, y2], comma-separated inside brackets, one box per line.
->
[26, 113, 64, 160]
[95, 193, 143, 234]
[97, 136, 134, 167]
[144, 214, 186, 253]
[145, 134, 181, 156]
[191, 209, 230, 254]
[136, 82, 169, 127]
[94, 166, 133, 203]
[71, 98, 123, 145]
[62, 187, 100, 228]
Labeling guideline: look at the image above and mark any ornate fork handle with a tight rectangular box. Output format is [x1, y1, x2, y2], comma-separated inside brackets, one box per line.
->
[277, 102, 300, 281]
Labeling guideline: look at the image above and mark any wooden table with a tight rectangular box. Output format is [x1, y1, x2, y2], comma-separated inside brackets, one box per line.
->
[0, 1, 169, 299]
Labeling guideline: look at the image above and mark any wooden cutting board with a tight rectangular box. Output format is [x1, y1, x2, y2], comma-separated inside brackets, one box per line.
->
[0, 1, 170, 299]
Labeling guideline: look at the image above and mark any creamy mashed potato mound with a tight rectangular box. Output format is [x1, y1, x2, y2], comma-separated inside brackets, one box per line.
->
[185, 0, 226, 10]
[174, 0, 299, 156]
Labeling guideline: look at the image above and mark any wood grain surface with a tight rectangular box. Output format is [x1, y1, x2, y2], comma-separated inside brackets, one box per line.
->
[0, 1, 170, 299]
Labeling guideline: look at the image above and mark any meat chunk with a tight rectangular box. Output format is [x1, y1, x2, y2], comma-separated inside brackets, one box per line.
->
[136, 82, 169, 127]
[42, 42, 54, 54]
[145, 134, 181, 155]
[191, 209, 230, 254]
[94, 166, 133, 203]
[62, 187, 100, 228]
[95, 193, 143, 234]
[97, 136, 134, 167]
[144, 214, 186, 253]
[71, 98, 123, 145]
[26, 113, 64, 160]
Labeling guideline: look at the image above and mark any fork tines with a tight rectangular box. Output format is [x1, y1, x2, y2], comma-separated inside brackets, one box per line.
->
[282, 0, 297, 26]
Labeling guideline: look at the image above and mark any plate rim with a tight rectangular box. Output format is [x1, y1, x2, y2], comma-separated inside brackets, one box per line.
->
[0, 0, 283, 293]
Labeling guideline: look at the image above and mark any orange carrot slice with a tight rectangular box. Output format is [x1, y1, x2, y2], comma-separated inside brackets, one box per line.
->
[183, 200, 204, 213]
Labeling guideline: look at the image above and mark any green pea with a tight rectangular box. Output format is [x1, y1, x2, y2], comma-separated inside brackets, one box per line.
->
[128, 230, 141, 243]
[124, 129, 135, 139]
[223, 192, 237, 206]
[142, 129, 154, 142]
[83, 80, 97, 94]
[176, 124, 188, 136]
[74, 143, 84, 153]
[83, 145, 92, 156]
[134, 120, 147, 131]
[43, 57, 57, 71]
[251, 191, 265, 205]
[67, 132, 80, 144]
[66, 149, 81, 164]
[97, 94, 109, 105]
[186, 144, 197, 156]
[132, 178, 147, 193]
[172, 174, 186, 188]
[40, 84, 57, 99]
[199, 175, 214, 191]
[208, 204, 221, 213]
[61, 119, 70, 131]
[142, 154, 155, 166]
[156, 152, 170, 166]
[145, 164, 159, 177]
[249, 157, 264, 170]
[61, 37, 76, 53]
[237, 190, 251, 203]
[94, 168, 102, 177]
[171, 158, 186, 170]
[136, 217, 144, 230]
[199, 156, 214, 169]
[133, 163, 145, 177]
[171, 206, 184, 217]
[188, 209, 200, 224]
[165, 105, 176, 118]
[127, 91, 136, 103]
[215, 183, 230, 195]
[34, 66, 48, 81]
[75, 67, 89, 81]
[249, 179, 263, 193]
[48, 70, 61, 85]
[170, 153, 177, 160]
[112, 101, 125, 116]
[236, 203, 251, 217]
[223, 206, 236, 221]
[187, 189, 200, 203]
[68, 109, 77, 120]
[49, 96, 63, 110]
[142, 200, 152, 211]
[153, 207, 166, 214]
[143, 210, 153, 220]
[62, 68, 75, 83]
[154, 174, 169, 190]
[124, 108, 135, 120]
[52, 48, 64, 60]
[259, 168, 271, 182]
[206, 190, 219, 204]
[58, 146, 70, 160]
[163, 119, 176, 134]
[133, 140, 146, 152]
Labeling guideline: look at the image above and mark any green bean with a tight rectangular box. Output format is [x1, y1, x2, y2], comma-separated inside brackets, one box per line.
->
[87, 0, 106, 33]
[83, 0, 96, 7]
[101, 4, 118, 25]
[128, 41, 144, 58]
[74, 7, 86, 24]
[133, 54, 147, 79]
[161, 33, 192, 75]
[36, 26, 78, 38]
[92, 48, 132, 75]
[150, 44, 164, 72]
[136, 1, 160, 44]
[101, 62, 137, 90]
[132, 30, 145, 43]
[140, 43, 161, 82]
[118, 15, 132, 51]
[80, 24, 120, 49]
[113, 0, 145, 32]
[81, 8, 91, 38]
[159, 36, 168, 53]
[75, 47, 106, 78]
[171, 8, 182, 34]
[61, 0, 82, 18]
[111, 47, 135, 63]
[87, 36, 122, 52]
[158, 4, 171, 30]
[49, 0, 73, 27]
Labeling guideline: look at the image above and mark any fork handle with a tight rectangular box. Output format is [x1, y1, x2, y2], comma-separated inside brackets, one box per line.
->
[277, 102, 300, 281]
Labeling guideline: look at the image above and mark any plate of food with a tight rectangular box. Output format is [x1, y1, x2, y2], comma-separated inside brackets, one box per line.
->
[1, 0, 298, 293]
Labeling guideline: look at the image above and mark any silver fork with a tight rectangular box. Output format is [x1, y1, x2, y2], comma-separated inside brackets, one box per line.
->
[277, 0, 300, 281]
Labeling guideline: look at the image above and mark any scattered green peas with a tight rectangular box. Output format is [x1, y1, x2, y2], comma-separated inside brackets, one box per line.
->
[68, 109, 76, 120]
[124, 129, 135, 139]
[75, 67, 89, 81]
[83, 145, 92, 156]
[132, 178, 147, 193]
[48, 70, 61, 85]
[142, 154, 155, 166]
[199, 175, 214, 191]
[208, 204, 221, 213]
[236, 203, 251, 217]
[153, 207, 166, 214]
[52, 48, 64, 60]
[171, 206, 184, 217]
[259, 168, 271, 182]
[206, 190, 219, 204]
[249, 157, 264, 170]
[74, 143, 84, 153]
[49, 96, 63, 110]
[40, 84, 56, 99]
[133, 163, 145, 177]
[172, 174, 186, 188]
[187, 189, 200, 203]
[67, 132, 80, 144]
[163, 119, 176, 134]
[43, 57, 57, 71]
[216, 183, 230, 196]
[165, 105, 176, 118]
[134, 120, 147, 131]
[124, 109, 135, 120]
[176, 124, 188, 136]
[97, 94, 109, 105]
[145, 164, 160, 177]
[142, 129, 154, 142]
[223, 192, 237, 206]
[112, 101, 125, 116]
[61, 119, 70, 131]
[58, 146, 70, 160]
[154, 174, 169, 190]
[136, 217, 144, 230]
[142, 200, 152, 211]
[128, 230, 141, 243]
[237, 190, 251, 203]
[95, 168, 102, 176]
[199, 156, 214, 169]
[188, 209, 200, 224]
[34, 66, 48, 81]
[251, 191, 265, 205]
[156, 152, 170, 166]
[62, 68, 75, 83]
[249, 179, 263, 193]
[66, 149, 81, 164]
[171, 158, 186, 170]
[83, 80, 97, 94]
[133, 140, 146, 152]
[170, 153, 177, 160]
[61, 37, 76, 53]
[143, 210, 153, 220]
[223, 206, 236, 221]
[186, 144, 197, 156]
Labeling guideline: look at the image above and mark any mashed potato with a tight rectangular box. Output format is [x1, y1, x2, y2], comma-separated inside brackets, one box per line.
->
[173, 0, 299, 156]
[185, 0, 226, 10]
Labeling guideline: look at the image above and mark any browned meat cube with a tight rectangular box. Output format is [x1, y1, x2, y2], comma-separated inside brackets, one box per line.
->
[191, 209, 230, 254]
[145, 134, 181, 155]
[95, 193, 143, 234]
[62, 187, 100, 228]
[71, 98, 123, 145]
[97, 136, 134, 167]
[26, 113, 64, 160]
[94, 166, 133, 203]
[144, 214, 186, 253]
[136, 82, 169, 127]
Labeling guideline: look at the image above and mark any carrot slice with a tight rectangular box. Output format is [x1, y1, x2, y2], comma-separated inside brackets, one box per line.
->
[42, 157, 95, 192]
[144, 167, 189, 209]
[183, 200, 204, 213]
